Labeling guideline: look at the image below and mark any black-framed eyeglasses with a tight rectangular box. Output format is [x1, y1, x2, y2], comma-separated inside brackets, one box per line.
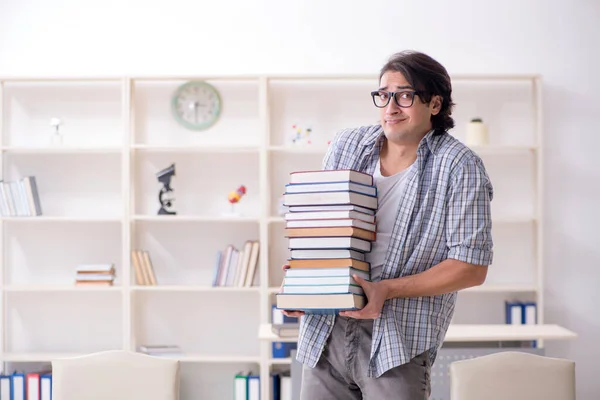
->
[370, 90, 422, 108]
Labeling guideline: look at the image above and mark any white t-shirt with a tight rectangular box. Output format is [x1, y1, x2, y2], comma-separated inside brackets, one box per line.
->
[366, 157, 415, 281]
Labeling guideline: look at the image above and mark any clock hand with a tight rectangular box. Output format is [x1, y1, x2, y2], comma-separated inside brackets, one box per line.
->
[189, 101, 199, 124]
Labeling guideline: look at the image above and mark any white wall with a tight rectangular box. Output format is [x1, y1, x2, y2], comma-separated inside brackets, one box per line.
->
[1, 0, 599, 397]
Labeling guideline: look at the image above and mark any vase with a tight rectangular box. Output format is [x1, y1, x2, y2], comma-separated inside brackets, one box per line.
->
[466, 118, 489, 146]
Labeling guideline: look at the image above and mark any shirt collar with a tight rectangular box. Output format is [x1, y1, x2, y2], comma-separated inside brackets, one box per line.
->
[365, 126, 443, 156]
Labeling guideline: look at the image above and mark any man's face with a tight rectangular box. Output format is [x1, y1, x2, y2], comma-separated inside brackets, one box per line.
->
[375, 70, 439, 144]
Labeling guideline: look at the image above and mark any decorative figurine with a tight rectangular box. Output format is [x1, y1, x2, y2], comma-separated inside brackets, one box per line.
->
[290, 124, 312, 146]
[50, 117, 64, 145]
[465, 117, 489, 146]
[226, 185, 246, 216]
[156, 163, 176, 215]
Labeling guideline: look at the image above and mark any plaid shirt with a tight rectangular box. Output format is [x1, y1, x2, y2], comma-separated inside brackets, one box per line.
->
[295, 125, 494, 378]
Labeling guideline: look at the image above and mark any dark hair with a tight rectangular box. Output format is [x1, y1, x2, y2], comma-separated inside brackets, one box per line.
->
[379, 50, 455, 133]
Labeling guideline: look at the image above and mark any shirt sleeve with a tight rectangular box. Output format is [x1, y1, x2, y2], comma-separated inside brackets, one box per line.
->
[321, 130, 344, 171]
[446, 155, 494, 266]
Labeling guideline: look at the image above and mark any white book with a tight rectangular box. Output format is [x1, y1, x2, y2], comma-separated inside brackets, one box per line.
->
[0, 377, 11, 400]
[138, 345, 181, 354]
[284, 275, 364, 286]
[285, 181, 376, 196]
[40, 376, 52, 400]
[281, 376, 292, 400]
[288, 237, 371, 252]
[288, 204, 375, 215]
[276, 292, 365, 311]
[282, 284, 364, 295]
[76, 273, 115, 280]
[283, 191, 377, 210]
[285, 267, 369, 280]
[524, 303, 537, 324]
[290, 169, 373, 186]
[76, 264, 114, 272]
[286, 218, 376, 232]
[285, 210, 375, 223]
[27, 374, 39, 400]
[290, 249, 365, 261]
[12, 374, 24, 400]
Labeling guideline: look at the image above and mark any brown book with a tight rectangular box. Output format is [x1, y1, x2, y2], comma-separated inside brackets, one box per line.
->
[131, 250, 146, 285]
[77, 269, 115, 275]
[288, 258, 370, 272]
[142, 250, 157, 286]
[284, 226, 376, 241]
[75, 280, 113, 286]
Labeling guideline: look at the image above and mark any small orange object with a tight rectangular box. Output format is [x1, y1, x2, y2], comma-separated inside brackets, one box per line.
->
[228, 185, 247, 204]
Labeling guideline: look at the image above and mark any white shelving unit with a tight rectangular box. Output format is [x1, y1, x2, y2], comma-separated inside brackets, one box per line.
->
[0, 74, 576, 399]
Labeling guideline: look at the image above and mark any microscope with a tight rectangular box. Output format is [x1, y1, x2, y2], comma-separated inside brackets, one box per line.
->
[157, 163, 176, 215]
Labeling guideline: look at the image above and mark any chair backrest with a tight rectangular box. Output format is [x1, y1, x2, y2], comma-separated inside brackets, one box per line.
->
[450, 351, 575, 400]
[52, 350, 180, 400]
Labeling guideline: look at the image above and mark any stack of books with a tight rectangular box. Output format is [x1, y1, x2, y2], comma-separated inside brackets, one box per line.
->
[137, 344, 182, 357]
[276, 169, 377, 314]
[75, 263, 115, 286]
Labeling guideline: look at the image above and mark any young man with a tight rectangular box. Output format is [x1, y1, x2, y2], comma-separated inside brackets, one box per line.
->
[282, 50, 494, 399]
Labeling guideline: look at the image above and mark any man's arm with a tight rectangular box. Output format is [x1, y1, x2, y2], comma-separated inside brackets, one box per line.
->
[381, 259, 487, 299]
[383, 153, 494, 298]
[341, 155, 493, 319]
[341, 260, 487, 319]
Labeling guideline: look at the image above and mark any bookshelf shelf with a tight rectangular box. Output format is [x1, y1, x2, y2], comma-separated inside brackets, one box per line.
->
[268, 145, 329, 154]
[131, 144, 259, 154]
[258, 323, 577, 344]
[131, 286, 260, 292]
[0, 216, 122, 222]
[176, 355, 260, 363]
[444, 324, 578, 342]
[266, 144, 536, 156]
[268, 358, 292, 365]
[0, 73, 576, 400]
[461, 284, 538, 293]
[0, 146, 123, 154]
[3, 285, 123, 292]
[470, 145, 537, 155]
[2, 352, 90, 362]
[0, 352, 258, 363]
[131, 215, 259, 223]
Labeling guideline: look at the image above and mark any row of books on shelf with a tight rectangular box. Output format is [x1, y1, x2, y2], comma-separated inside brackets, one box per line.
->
[0, 176, 43, 217]
[272, 306, 299, 359]
[276, 169, 378, 314]
[212, 240, 260, 287]
[75, 263, 115, 286]
[69, 244, 260, 288]
[0, 368, 291, 400]
[505, 300, 537, 325]
[137, 341, 291, 400]
[131, 249, 158, 285]
[73, 250, 156, 287]
[0, 370, 51, 400]
[235, 370, 291, 400]
[138, 344, 182, 357]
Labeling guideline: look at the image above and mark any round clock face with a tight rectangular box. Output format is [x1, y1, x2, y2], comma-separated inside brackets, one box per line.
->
[171, 81, 222, 131]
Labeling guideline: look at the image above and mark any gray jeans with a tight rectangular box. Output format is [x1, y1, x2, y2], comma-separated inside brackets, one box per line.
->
[300, 316, 431, 400]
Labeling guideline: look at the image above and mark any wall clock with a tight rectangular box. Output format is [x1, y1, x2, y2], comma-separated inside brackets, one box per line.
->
[171, 81, 222, 131]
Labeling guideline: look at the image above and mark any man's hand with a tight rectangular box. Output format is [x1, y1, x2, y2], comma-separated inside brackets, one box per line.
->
[279, 264, 305, 318]
[339, 274, 389, 319]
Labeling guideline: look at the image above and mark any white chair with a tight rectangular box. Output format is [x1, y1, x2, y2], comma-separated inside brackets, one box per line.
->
[450, 351, 575, 400]
[52, 350, 180, 400]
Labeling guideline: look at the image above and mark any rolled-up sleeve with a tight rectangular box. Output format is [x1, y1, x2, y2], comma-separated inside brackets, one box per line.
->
[446, 156, 494, 266]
